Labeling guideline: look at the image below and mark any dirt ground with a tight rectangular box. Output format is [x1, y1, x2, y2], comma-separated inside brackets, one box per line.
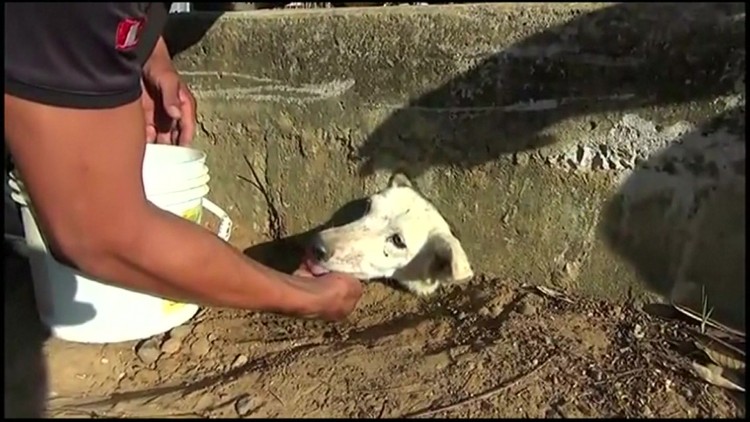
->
[4, 248, 744, 419]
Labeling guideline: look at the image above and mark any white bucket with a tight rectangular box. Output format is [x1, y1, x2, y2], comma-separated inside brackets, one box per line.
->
[6, 144, 234, 344]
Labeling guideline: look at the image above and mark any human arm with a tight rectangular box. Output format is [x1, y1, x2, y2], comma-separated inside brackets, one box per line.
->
[4, 95, 360, 319]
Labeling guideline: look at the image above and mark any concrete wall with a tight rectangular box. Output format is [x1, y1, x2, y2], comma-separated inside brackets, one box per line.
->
[164, 3, 746, 332]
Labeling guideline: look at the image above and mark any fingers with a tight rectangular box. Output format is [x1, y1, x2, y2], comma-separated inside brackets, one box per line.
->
[145, 124, 158, 143]
[293, 261, 317, 278]
[142, 71, 197, 146]
[176, 84, 197, 146]
[140, 82, 158, 143]
[157, 74, 182, 121]
[155, 74, 181, 145]
[156, 77, 196, 146]
[293, 268, 315, 278]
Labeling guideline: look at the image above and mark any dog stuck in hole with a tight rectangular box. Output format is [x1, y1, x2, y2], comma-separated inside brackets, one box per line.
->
[302, 172, 474, 296]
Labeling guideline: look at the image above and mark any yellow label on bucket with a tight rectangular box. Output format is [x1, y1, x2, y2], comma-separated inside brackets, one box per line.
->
[163, 204, 202, 316]
[163, 299, 188, 315]
[181, 205, 203, 224]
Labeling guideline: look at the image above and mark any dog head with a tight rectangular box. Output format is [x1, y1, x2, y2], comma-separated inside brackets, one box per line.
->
[303, 173, 473, 295]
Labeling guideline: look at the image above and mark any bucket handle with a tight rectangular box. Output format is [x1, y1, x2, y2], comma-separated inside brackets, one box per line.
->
[202, 198, 233, 242]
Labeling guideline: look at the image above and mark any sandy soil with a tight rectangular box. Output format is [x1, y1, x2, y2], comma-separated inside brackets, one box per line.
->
[4, 247, 743, 419]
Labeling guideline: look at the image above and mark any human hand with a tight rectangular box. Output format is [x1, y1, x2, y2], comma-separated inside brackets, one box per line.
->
[291, 264, 363, 321]
[141, 65, 197, 146]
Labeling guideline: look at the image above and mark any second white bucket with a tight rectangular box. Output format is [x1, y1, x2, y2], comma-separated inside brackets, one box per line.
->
[7, 144, 234, 344]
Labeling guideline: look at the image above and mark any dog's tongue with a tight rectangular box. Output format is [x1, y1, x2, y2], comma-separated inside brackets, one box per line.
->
[302, 248, 331, 277]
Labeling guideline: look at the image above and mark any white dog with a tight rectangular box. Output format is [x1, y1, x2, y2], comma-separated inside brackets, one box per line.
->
[303, 173, 474, 296]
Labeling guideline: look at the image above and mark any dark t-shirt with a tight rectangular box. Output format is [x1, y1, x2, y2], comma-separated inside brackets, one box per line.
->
[5, 2, 171, 109]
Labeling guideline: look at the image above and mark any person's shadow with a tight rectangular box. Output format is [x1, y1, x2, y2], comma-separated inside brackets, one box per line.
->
[600, 104, 745, 333]
[3, 245, 50, 418]
[355, 2, 744, 178]
[163, 8, 227, 57]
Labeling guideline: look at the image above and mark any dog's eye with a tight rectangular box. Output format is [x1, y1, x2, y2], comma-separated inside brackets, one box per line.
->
[388, 234, 407, 249]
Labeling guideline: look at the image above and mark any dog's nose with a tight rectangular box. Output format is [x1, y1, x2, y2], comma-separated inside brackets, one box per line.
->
[310, 238, 329, 262]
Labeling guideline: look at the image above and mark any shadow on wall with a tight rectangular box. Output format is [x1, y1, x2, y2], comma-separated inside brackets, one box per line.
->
[599, 105, 746, 332]
[356, 2, 744, 177]
[164, 8, 226, 57]
[351, 3, 745, 326]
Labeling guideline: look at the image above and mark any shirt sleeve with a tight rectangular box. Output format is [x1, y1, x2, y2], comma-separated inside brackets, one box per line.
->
[4, 2, 168, 110]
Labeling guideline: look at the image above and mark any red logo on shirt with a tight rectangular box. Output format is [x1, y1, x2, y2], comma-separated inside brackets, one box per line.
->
[115, 17, 146, 51]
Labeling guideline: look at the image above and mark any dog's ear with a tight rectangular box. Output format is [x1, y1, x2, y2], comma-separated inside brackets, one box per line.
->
[388, 172, 413, 189]
[424, 231, 474, 283]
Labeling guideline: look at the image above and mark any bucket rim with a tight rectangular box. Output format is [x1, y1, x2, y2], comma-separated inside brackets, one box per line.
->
[143, 143, 207, 164]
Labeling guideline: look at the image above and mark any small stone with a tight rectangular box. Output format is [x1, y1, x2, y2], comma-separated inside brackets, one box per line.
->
[633, 324, 645, 340]
[545, 407, 562, 419]
[518, 301, 536, 316]
[193, 394, 215, 412]
[133, 368, 160, 385]
[234, 394, 256, 417]
[424, 351, 451, 370]
[456, 311, 468, 321]
[170, 325, 192, 340]
[231, 354, 248, 369]
[190, 337, 212, 356]
[612, 305, 623, 319]
[161, 338, 182, 355]
[478, 306, 492, 317]
[207, 333, 218, 342]
[491, 304, 504, 317]
[448, 345, 471, 361]
[641, 405, 653, 417]
[513, 153, 529, 166]
[136, 339, 161, 365]
[472, 338, 486, 349]
[587, 368, 603, 382]
[138, 348, 161, 365]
